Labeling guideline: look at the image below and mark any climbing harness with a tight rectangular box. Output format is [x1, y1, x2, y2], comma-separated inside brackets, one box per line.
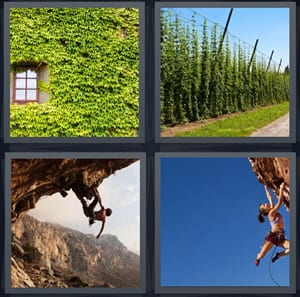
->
[268, 246, 280, 287]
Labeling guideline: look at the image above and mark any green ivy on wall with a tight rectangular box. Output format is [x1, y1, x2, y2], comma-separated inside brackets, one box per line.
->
[10, 8, 139, 137]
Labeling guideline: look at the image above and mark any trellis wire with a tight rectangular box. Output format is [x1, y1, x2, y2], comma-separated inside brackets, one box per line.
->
[163, 8, 284, 71]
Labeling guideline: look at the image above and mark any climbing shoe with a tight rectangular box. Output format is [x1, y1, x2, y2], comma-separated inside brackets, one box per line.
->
[255, 259, 260, 266]
[272, 252, 280, 263]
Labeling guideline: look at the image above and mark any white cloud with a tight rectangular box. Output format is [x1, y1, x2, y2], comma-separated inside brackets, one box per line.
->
[100, 162, 140, 209]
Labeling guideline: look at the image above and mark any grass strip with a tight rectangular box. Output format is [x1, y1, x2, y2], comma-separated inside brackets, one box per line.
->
[176, 102, 289, 137]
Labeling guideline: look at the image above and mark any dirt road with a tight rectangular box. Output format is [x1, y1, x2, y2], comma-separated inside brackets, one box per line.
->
[250, 113, 289, 137]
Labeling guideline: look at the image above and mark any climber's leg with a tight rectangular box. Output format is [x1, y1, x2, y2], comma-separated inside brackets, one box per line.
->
[275, 239, 290, 260]
[92, 187, 104, 208]
[86, 190, 102, 225]
[81, 196, 99, 218]
[79, 194, 99, 226]
[80, 198, 90, 217]
[256, 240, 273, 265]
[281, 239, 290, 255]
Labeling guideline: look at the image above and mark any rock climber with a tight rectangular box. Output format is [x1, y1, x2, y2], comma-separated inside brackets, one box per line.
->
[80, 187, 112, 239]
[255, 183, 290, 266]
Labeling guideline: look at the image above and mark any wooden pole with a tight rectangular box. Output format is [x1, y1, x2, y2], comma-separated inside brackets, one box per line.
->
[248, 39, 259, 71]
[277, 58, 282, 73]
[266, 50, 274, 72]
[217, 8, 233, 54]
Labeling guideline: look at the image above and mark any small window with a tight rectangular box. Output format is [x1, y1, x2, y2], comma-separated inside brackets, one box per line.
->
[13, 67, 39, 104]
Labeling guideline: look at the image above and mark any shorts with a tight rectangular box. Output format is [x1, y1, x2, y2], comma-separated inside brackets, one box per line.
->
[265, 231, 286, 246]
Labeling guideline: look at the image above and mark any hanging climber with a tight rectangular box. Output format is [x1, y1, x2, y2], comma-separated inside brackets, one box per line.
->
[255, 183, 290, 266]
[80, 187, 112, 239]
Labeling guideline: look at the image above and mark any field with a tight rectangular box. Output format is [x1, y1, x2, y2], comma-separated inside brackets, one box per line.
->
[160, 8, 290, 137]
[161, 102, 289, 137]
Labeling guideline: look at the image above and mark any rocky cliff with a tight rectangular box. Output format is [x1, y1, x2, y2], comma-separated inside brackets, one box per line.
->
[11, 158, 137, 222]
[11, 215, 140, 288]
[249, 157, 290, 210]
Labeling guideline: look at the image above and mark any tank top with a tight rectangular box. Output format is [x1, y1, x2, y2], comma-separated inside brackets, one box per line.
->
[270, 213, 283, 227]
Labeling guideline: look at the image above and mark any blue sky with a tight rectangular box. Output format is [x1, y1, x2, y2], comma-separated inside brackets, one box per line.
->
[162, 8, 289, 70]
[160, 157, 290, 286]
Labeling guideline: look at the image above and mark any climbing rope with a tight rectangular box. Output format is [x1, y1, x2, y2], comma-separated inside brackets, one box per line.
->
[268, 246, 281, 287]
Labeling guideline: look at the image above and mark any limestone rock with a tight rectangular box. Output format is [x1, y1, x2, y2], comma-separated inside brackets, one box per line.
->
[11, 215, 139, 288]
[11, 158, 137, 222]
[249, 157, 290, 210]
[11, 257, 35, 288]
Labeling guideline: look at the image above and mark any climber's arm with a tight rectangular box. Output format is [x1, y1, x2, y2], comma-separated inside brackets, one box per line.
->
[269, 183, 284, 219]
[278, 182, 285, 201]
[264, 185, 274, 208]
[96, 221, 105, 239]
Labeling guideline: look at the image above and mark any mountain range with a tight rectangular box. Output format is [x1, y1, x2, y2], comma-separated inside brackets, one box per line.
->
[11, 215, 140, 288]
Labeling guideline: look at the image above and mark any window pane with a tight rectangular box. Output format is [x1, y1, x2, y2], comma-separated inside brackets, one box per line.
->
[27, 69, 37, 78]
[27, 90, 37, 100]
[27, 79, 37, 88]
[15, 90, 26, 100]
[16, 79, 26, 88]
[16, 71, 26, 78]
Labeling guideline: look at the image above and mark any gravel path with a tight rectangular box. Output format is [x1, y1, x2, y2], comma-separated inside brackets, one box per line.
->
[250, 113, 289, 137]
